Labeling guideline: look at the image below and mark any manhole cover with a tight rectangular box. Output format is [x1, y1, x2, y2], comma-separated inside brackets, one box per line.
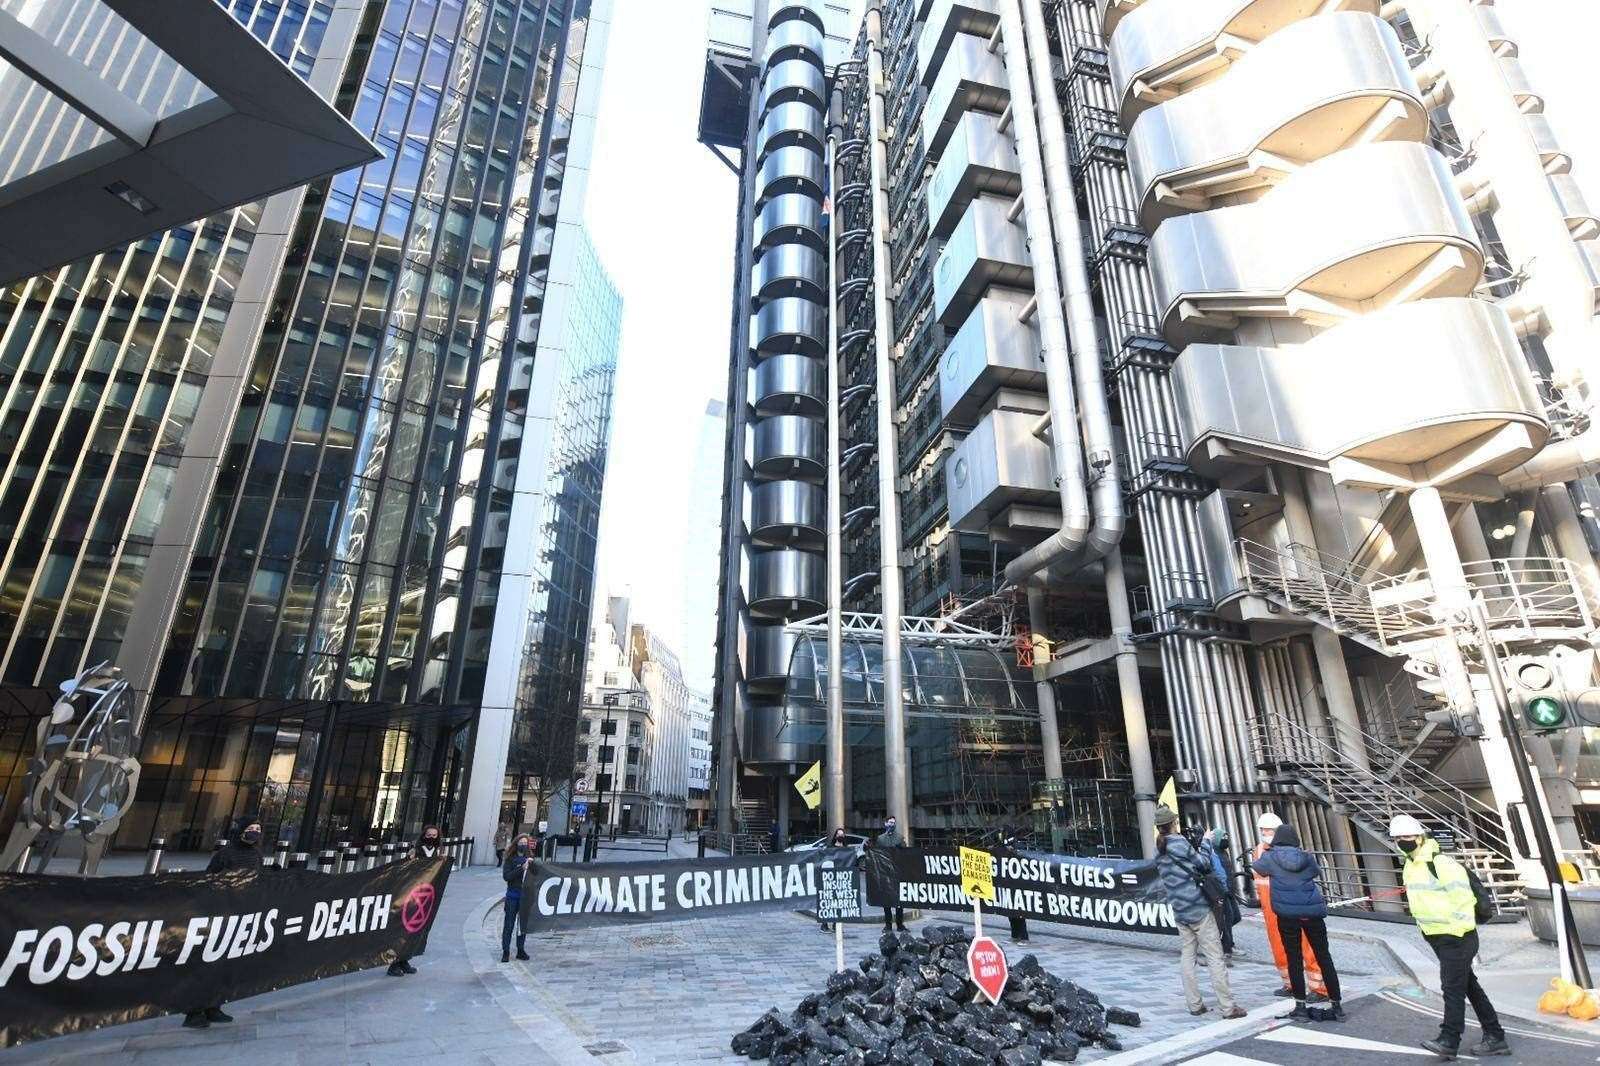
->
[585, 1041, 627, 1056]
[624, 933, 685, 949]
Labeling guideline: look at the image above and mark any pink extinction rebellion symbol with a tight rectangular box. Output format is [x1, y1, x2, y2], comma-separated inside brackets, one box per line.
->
[400, 884, 437, 934]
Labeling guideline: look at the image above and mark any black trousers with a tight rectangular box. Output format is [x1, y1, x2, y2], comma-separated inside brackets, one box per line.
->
[1277, 914, 1341, 1002]
[882, 906, 905, 929]
[1426, 930, 1503, 1046]
[1008, 913, 1028, 941]
[501, 897, 526, 954]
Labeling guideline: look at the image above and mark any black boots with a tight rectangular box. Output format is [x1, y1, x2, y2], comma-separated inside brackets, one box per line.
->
[1470, 1035, 1511, 1057]
[182, 1012, 209, 1029]
[1421, 1037, 1458, 1061]
[515, 938, 529, 961]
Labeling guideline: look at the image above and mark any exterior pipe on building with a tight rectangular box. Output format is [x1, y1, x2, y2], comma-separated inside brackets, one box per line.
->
[865, 1, 912, 838]
[1500, 427, 1600, 491]
[1018, 0, 1126, 564]
[824, 91, 847, 833]
[994, 0, 1092, 590]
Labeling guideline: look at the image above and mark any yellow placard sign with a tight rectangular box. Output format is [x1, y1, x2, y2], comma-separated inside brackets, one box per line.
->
[960, 846, 995, 902]
[794, 761, 822, 811]
[1559, 861, 1582, 884]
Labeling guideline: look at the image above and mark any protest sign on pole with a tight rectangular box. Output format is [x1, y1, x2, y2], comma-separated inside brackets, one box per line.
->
[959, 846, 994, 937]
[0, 859, 450, 1047]
[817, 865, 860, 972]
[794, 761, 822, 811]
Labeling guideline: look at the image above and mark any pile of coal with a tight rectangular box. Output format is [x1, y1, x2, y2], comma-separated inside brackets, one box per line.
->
[731, 925, 1141, 1065]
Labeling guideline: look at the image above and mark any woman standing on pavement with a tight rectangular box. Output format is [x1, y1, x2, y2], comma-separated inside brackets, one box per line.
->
[501, 833, 533, 963]
[1209, 828, 1243, 961]
[389, 824, 443, 977]
[1154, 806, 1247, 1020]
[1250, 824, 1344, 1022]
[819, 827, 850, 932]
[183, 816, 264, 1028]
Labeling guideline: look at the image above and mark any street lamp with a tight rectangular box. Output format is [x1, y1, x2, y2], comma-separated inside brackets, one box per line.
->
[595, 693, 619, 837]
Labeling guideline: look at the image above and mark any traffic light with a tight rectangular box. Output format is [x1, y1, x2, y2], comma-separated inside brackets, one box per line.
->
[1506, 654, 1570, 732]
[1416, 674, 1484, 737]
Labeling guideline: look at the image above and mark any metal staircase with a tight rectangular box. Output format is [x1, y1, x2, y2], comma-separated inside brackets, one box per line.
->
[1251, 702, 1526, 911]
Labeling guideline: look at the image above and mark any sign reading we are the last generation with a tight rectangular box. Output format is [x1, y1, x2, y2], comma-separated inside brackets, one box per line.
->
[0, 859, 450, 1047]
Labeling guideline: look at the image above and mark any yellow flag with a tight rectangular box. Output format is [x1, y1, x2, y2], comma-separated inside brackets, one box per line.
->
[1157, 776, 1178, 812]
[795, 760, 823, 810]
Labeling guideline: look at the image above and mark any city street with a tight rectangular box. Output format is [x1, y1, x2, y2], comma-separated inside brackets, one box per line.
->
[1175, 986, 1599, 1066]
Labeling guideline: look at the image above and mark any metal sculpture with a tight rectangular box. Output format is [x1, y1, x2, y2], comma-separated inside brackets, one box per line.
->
[0, 661, 141, 875]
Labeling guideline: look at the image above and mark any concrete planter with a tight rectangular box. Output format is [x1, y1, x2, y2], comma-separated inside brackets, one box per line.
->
[1525, 886, 1600, 947]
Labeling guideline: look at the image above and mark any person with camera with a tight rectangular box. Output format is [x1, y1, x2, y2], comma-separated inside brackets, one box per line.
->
[1154, 806, 1246, 1019]
[1389, 815, 1510, 1060]
[1250, 824, 1343, 1022]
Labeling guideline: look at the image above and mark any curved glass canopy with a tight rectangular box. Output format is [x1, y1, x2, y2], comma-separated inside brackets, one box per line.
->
[776, 634, 1039, 745]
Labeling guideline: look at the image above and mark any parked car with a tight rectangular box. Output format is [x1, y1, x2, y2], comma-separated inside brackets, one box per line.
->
[787, 833, 868, 854]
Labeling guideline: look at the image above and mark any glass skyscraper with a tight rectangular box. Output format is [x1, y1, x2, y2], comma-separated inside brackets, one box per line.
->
[0, 0, 616, 857]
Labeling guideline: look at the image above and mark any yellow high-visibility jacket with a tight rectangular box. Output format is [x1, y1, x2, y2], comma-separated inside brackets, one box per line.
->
[1401, 837, 1477, 937]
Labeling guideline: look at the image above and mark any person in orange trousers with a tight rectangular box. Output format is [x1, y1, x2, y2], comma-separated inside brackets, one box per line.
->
[1254, 812, 1328, 1000]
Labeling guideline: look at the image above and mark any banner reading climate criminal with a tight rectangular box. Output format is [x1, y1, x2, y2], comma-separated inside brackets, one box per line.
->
[0, 859, 450, 1047]
[520, 849, 857, 930]
[864, 847, 1177, 936]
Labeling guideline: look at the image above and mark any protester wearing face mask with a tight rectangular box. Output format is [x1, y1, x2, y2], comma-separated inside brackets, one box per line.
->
[1390, 815, 1510, 1060]
[1251, 811, 1327, 1002]
[501, 833, 533, 963]
[820, 828, 849, 932]
[388, 824, 443, 977]
[875, 816, 907, 933]
[184, 817, 264, 1028]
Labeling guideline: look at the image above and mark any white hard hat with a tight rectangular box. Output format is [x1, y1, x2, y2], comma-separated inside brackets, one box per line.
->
[1388, 814, 1427, 838]
[1257, 812, 1283, 831]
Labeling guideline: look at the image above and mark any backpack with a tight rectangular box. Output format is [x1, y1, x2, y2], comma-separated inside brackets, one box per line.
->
[1427, 858, 1495, 924]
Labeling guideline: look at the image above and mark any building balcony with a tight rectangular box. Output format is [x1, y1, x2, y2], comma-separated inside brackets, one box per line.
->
[762, 16, 825, 71]
[747, 547, 825, 619]
[922, 31, 1009, 159]
[1148, 142, 1483, 343]
[757, 101, 824, 163]
[1109, 0, 1381, 124]
[917, 0, 1000, 88]
[752, 352, 826, 417]
[1096, 0, 1147, 37]
[749, 480, 826, 548]
[744, 622, 800, 695]
[938, 290, 1043, 426]
[751, 414, 825, 481]
[1126, 13, 1425, 227]
[934, 194, 1032, 327]
[762, 58, 826, 114]
[751, 294, 826, 358]
[753, 242, 826, 304]
[757, 144, 826, 206]
[1172, 298, 1547, 484]
[927, 111, 1022, 239]
[754, 191, 825, 255]
[945, 397, 1058, 534]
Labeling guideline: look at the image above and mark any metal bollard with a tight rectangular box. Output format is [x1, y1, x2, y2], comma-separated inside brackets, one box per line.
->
[275, 840, 292, 868]
[335, 841, 351, 873]
[363, 844, 378, 870]
[382, 842, 396, 865]
[290, 852, 309, 870]
[447, 838, 460, 869]
[465, 837, 475, 867]
[697, 833, 706, 860]
[12, 845, 30, 873]
[344, 846, 359, 873]
[318, 850, 336, 874]
[145, 837, 166, 875]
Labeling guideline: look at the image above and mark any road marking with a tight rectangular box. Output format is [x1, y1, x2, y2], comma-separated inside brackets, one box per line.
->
[1256, 1025, 1475, 1058]
[1378, 989, 1600, 1048]
[1183, 1054, 1275, 1065]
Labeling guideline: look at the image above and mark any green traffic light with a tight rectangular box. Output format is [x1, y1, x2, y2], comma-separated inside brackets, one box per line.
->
[1525, 695, 1567, 729]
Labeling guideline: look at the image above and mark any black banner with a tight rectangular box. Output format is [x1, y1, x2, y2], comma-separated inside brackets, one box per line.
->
[0, 859, 450, 1047]
[520, 849, 856, 930]
[864, 847, 1177, 936]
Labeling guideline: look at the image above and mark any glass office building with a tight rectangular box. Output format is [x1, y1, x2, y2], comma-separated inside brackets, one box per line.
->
[0, 0, 616, 856]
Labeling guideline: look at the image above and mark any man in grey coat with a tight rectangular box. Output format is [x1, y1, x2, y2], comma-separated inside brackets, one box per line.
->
[875, 816, 907, 932]
[1154, 805, 1246, 1019]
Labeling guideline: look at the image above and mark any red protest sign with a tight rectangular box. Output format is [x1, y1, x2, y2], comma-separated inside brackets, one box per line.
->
[966, 935, 1008, 1005]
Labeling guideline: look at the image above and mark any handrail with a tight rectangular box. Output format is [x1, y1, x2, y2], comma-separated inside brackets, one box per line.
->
[1254, 701, 1511, 861]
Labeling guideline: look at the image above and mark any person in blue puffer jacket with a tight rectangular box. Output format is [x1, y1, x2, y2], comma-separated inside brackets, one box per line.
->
[1251, 825, 1344, 1021]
